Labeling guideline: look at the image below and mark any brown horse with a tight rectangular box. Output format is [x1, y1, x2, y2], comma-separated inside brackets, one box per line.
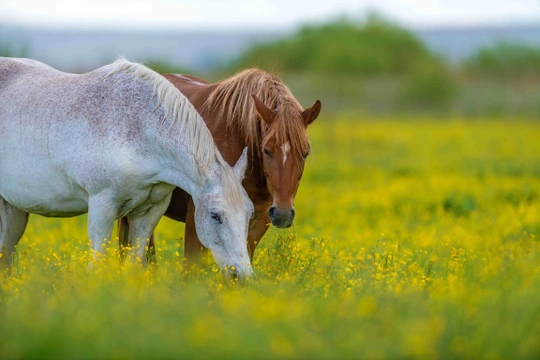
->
[119, 69, 321, 260]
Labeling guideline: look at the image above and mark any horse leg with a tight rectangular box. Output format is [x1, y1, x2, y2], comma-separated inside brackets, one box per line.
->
[184, 199, 206, 264]
[127, 193, 171, 263]
[147, 233, 157, 264]
[117, 216, 131, 259]
[0, 197, 29, 269]
[118, 217, 156, 263]
[247, 213, 271, 260]
[87, 193, 118, 260]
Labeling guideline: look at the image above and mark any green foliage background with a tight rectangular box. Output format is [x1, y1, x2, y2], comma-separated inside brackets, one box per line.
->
[465, 41, 540, 77]
[235, 15, 439, 76]
[227, 16, 540, 116]
[3, 15, 540, 116]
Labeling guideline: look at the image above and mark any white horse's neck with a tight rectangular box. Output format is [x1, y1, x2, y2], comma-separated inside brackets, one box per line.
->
[103, 59, 247, 208]
[104, 61, 217, 201]
[150, 124, 211, 202]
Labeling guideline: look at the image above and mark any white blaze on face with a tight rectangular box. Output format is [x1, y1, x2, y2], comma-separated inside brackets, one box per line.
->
[281, 142, 291, 165]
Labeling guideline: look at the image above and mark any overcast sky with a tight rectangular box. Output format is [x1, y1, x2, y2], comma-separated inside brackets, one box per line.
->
[1, 0, 539, 30]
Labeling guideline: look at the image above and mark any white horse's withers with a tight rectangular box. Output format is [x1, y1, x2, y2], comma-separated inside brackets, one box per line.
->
[0, 57, 254, 280]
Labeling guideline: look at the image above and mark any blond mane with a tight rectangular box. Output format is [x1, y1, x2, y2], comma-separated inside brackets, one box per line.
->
[109, 59, 245, 209]
[202, 69, 310, 162]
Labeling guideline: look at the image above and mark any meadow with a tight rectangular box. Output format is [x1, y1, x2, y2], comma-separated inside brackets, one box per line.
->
[1, 117, 539, 359]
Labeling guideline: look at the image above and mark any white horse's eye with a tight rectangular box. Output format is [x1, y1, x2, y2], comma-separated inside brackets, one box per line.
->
[210, 212, 223, 224]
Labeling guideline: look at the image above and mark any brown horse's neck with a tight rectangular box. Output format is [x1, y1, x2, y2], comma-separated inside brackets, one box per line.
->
[163, 74, 270, 198]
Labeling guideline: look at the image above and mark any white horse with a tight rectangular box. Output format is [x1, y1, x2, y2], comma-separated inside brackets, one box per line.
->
[0, 57, 254, 280]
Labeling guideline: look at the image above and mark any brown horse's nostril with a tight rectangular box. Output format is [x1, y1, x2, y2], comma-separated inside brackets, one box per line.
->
[268, 206, 277, 220]
[269, 206, 295, 228]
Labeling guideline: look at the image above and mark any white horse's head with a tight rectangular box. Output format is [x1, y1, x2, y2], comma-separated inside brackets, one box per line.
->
[192, 148, 254, 282]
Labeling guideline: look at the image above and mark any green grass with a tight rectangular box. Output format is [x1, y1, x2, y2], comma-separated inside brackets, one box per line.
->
[1, 117, 540, 359]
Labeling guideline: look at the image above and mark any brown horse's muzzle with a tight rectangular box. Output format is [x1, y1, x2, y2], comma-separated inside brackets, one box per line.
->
[268, 206, 295, 228]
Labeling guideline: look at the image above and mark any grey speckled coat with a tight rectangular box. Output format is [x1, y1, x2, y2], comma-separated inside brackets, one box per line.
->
[0, 57, 254, 280]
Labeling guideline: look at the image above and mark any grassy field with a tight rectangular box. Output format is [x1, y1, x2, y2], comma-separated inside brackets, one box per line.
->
[1, 118, 540, 359]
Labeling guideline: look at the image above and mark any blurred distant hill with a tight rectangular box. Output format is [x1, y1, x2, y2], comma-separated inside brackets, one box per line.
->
[2, 22, 540, 73]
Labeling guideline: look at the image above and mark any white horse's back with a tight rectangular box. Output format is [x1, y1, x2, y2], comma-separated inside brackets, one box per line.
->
[1, 57, 56, 69]
[0, 58, 153, 215]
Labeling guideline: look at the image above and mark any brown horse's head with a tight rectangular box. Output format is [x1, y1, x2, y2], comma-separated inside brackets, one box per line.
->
[251, 94, 321, 228]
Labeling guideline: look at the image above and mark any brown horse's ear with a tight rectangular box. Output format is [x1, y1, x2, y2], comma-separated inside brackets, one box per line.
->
[251, 94, 276, 125]
[302, 100, 322, 126]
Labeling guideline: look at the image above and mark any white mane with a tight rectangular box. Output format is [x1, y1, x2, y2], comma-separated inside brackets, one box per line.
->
[108, 59, 244, 209]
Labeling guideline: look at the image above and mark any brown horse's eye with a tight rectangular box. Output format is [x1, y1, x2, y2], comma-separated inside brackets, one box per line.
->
[302, 152, 309, 160]
[263, 148, 271, 157]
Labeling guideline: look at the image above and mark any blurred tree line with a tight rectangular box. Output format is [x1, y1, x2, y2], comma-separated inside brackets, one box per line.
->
[3, 15, 540, 117]
[228, 15, 540, 117]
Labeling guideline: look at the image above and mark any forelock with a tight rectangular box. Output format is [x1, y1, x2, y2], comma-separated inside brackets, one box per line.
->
[203, 68, 310, 161]
[264, 103, 311, 162]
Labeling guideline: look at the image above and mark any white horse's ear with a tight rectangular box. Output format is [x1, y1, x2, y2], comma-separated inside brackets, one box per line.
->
[232, 147, 249, 182]
[199, 159, 220, 184]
